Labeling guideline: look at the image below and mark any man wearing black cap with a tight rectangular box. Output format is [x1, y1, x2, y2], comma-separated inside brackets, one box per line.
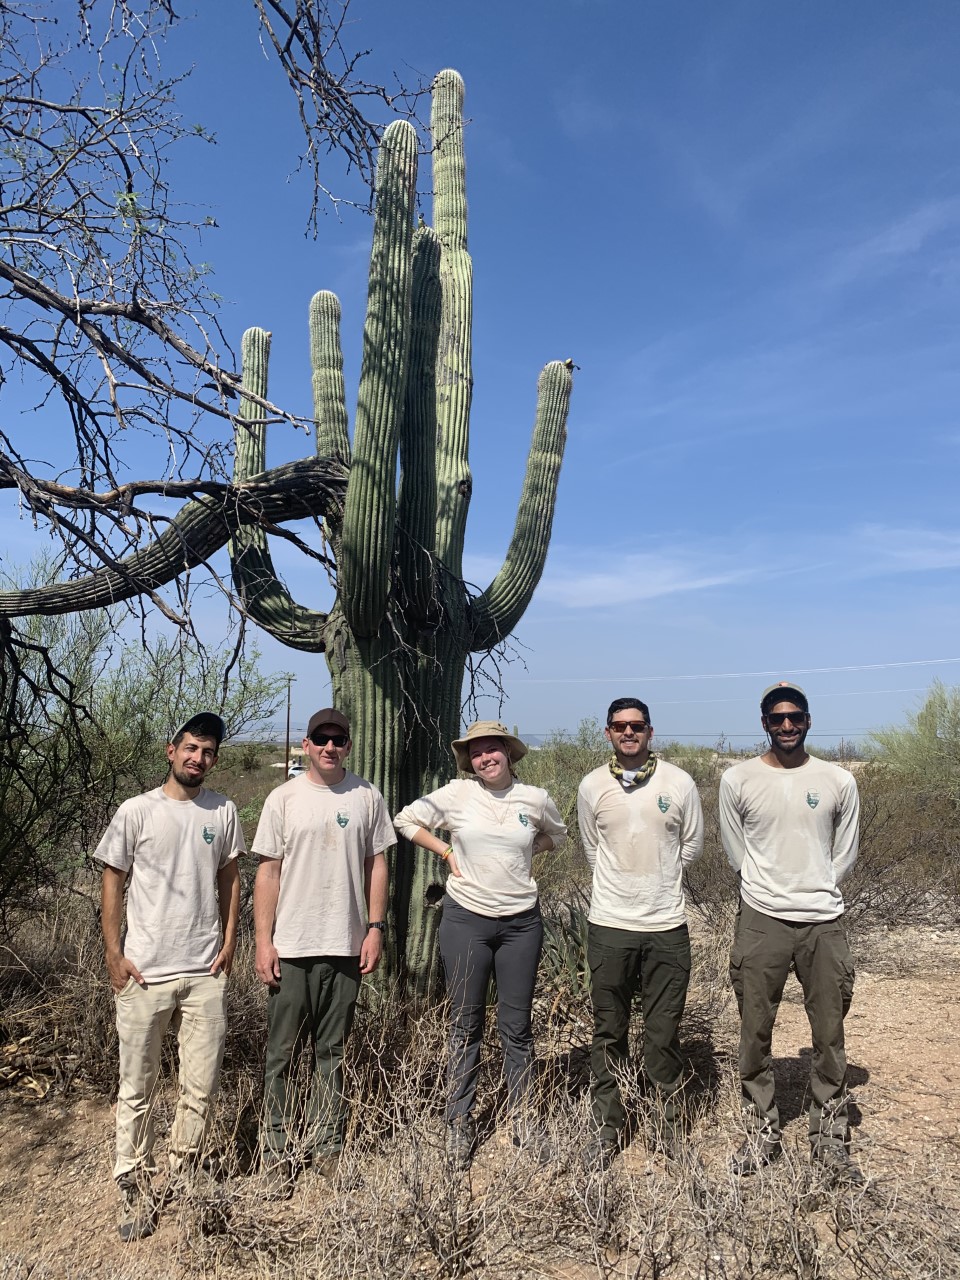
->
[719, 682, 862, 1184]
[253, 707, 395, 1196]
[95, 712, 244, 1241]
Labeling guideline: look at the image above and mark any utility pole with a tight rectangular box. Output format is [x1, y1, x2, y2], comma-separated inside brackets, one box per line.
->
[284, 675, 294, 775]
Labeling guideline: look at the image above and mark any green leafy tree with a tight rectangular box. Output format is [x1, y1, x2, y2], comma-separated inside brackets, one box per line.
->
[0, 560, 287, 914]
[867, 680, 960, 803]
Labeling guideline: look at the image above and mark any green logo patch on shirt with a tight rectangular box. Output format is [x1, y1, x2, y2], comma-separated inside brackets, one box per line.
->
[806, 791, 820, 809]
[518, 812, 529, 826]
[336, 810, 350, 828]
[656, 794, 671, 814]
[201, 824, 216, 845]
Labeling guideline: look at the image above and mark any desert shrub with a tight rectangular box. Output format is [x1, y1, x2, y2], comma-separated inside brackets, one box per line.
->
[0, 570, 287, 917]
[868, 679, 960, 803]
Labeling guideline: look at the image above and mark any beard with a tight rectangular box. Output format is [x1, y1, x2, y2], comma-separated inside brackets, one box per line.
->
[170, 764, 206, 789]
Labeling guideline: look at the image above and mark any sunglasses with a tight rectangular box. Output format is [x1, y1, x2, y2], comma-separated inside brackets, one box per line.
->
[609, 720, 649, 734]
[310, 732, 349, 747]
[764, 711, 807, 727]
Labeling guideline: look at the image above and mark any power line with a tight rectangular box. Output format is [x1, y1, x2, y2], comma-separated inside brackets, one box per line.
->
[516, 657, 960, 685]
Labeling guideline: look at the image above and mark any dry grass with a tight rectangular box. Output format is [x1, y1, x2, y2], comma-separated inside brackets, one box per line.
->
[2, 898, 960, 1280]
[2, 742, 959, 1278]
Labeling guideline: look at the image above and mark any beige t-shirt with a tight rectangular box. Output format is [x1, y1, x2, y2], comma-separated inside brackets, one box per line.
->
[578, 759, 703, 932]
[253, 772, 396, 957]
[718, 754, 860, 922]
[94, 787, 245, 983]
[393, 778, 567, 918]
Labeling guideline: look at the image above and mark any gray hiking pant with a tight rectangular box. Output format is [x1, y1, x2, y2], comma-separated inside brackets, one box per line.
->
[438, 895, 543, 1122]
[729, 901, 855, 1150]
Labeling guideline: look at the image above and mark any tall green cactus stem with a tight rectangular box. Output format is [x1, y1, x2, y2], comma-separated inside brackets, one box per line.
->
[432, 71, 473, 575]
[226, 71, 573, 996]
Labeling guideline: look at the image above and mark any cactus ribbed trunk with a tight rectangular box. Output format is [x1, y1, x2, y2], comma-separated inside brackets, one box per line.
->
[226, 72, 573, 998]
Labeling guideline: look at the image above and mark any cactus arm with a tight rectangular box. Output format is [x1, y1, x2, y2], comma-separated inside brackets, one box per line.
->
[311, 291, 351, 467]
[468, 361, 573, 652]
[339, 120, 418, 638]
[397, 225, 442, 629]
[431, 70, 474, 575]
[230, 327, 332, 649]
[0, 457, 342, 620]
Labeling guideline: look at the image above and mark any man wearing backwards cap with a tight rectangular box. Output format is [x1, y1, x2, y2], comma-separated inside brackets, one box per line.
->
[94, 712, 244, 1242]
[719, 682, 862, 1184]
[253, 707, 395, 1197]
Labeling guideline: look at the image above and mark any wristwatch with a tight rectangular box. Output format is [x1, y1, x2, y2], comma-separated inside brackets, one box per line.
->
[367, 921, 386, 933]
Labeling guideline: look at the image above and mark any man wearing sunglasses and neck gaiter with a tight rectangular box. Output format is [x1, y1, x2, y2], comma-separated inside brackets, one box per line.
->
[253, 707, 395, 1198]
[578, 696, 704, 1171]
[719, 681, 862, 1186]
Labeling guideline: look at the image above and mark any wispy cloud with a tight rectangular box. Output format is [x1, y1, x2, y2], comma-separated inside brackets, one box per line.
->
[529, 520, 960, 614]
[852, 524, 960, 573]
[537, 549, 755, 608]
[822, 198, 960, 289]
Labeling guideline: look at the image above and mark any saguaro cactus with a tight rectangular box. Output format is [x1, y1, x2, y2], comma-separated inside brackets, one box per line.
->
[230, 71, 573, 995]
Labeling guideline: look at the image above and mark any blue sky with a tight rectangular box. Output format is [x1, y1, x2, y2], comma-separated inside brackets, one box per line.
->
[6, 0, 960, 744]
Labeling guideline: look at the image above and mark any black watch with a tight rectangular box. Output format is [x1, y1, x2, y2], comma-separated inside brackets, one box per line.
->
[367, 921, 386, 933]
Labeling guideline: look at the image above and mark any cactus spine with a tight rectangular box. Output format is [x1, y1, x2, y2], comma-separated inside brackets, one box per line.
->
[230, 72, 573, 996]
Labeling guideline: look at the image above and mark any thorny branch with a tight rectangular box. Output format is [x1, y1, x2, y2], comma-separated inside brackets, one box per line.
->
[0, 1, 414, 620]
[253, 0, 425, 229]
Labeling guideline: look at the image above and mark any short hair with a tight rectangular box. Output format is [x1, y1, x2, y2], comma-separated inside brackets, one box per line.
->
[171, 713, 224, 751]
[606, 697, 651, 726]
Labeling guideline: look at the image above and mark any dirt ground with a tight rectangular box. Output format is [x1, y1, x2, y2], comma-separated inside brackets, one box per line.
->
[1, 925, 959, 1279]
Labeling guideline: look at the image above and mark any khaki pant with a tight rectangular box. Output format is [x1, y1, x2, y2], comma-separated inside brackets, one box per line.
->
[113, 973, 228, 1180]
[729, 902, 855, 1150]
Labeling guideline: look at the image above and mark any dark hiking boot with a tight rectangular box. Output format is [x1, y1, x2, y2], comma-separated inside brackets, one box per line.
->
[261, 1154, 296, 1201]
[814, 1144, 865, 1187]
[582, 1133, 618, 1172]
[647, 1112, 686, 1162]
[117, 1174, 157, 1243]
[729, 1136, 782, 1176]
[511, 1117, 556, 1166]
[445, 1117, 476, 1172]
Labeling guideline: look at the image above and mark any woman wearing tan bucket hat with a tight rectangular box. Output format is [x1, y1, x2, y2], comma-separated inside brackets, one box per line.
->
[394, 720, 566, 1171]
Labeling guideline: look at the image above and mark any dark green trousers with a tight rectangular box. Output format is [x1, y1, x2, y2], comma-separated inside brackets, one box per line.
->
[262, 955, 360, 1159]
[729, 901, 855, 1150]
[588, 922, 691, 1143]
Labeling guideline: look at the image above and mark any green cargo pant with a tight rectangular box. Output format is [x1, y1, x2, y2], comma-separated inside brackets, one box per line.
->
[729, 901, 855, 1151]
[262, 955, 360, 1159]
[588, 922, 691, 1144]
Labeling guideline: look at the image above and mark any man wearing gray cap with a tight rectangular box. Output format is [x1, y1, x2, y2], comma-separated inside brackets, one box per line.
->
[253, 707, 395, 1196]
[719, 682, 862, 1184]
[95, 712, 244, 1241]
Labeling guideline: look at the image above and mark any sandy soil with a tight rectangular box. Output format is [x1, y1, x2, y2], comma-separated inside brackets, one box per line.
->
[1, 926, 959, 1278]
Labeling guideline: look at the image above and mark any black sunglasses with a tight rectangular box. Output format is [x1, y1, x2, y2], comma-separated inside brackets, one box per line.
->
[609, 720, 649, 734]
[764, 711, 807, 727]
[310, 732, 349, 747]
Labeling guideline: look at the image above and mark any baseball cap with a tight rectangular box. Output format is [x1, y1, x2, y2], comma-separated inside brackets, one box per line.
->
[171, 712, 226, 748]
[306, 707, 350, 738]
[760, 682, 809, 714]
